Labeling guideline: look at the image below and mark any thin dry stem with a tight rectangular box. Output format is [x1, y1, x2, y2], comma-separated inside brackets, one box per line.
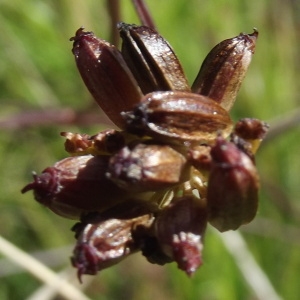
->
[26, 267, 94, 300]
[0, 108, 114, 130]
[263, 107, 300, 144]
[132, 0, 156, 28]
[107, 0, 121, 46]
[0, 245, 72, 277]
[0, 235, 91, 300]
[217, 230, 283, 300]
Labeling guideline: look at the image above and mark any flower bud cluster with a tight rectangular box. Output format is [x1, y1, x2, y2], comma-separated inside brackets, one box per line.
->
[22, 11, 268, 281]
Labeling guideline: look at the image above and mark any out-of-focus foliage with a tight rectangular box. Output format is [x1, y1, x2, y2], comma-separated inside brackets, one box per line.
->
[0, 0, 299, 299]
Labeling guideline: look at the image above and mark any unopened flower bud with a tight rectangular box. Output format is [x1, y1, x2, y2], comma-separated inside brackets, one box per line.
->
[71, 28, 142, 128]
[192, 30, 258, 111]
[22, 155, 132, 219]
[123, 91, 233, 144]
[71, 214, 154, 282]
[107, 143, 190, 192]
[153, 196, 207, 275]
[119, 23, 190, 94]
[207, 137, 259, 232]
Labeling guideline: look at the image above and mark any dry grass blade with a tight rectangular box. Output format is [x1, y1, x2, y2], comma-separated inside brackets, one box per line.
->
[0, 235, 91, 300]
[263, 107, 300, 144]
[26, 267, 94, 300]
[218, 230, 282, 300]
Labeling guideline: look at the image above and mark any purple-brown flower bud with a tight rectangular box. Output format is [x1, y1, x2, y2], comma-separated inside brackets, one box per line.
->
[107, 143, 190, 192]
[207, 137, 259, 232]
[119, 23, 190, 94]
[71, 28, 142, 128]
[192, 30, 258, 111]
[123, 91, 233, 144]
[153, 196, 207, 275]
[71, 214, 154, 282]
[21, 155, 133, 219]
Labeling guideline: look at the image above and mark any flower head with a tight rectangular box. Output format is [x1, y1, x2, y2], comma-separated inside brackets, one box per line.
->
[22, 3, 268, 281]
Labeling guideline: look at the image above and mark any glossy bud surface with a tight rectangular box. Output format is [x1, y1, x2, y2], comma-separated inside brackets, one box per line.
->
[124, 91, 233, 144]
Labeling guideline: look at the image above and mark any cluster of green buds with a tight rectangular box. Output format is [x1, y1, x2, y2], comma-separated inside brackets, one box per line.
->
[22, 2, 269, 282]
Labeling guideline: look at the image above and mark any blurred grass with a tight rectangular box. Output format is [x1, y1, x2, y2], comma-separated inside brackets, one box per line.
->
[0, 0, 299, 299]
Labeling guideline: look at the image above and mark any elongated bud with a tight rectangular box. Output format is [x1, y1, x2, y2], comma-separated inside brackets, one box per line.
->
[153, 196, 207, 275]
[21, 155, 132, 219]
[71, 28, 142, 128]
[107, 143, 190, 192]
[123, 91, 233, 144]
[71, 214, 154, 282]
[119, 23, 190, 94]
[192, 30, 258, 111]
[207, 137, 259, 232]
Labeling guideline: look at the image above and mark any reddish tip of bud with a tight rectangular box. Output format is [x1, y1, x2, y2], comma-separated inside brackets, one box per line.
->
[22, 156, 132, 219]
[70, 28, 99, 58]
[172, 232, 203, 276]
[245, 29, 259, 53]
[71, 242, 99, 283]
[210, 136, 241, 164]
[21, 169, 58, 205]
[153, 196, 206, 274]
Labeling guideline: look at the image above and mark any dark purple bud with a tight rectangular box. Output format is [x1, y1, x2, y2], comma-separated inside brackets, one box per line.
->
[71, 28, 142, 128]
[153, 196, 207, 275]
[119, 23, 190, 94]
[207, 137, 259, 232]
[192, 30, 258, 111]
[72, 214, 154, 282]
[22, 155, 132, 219]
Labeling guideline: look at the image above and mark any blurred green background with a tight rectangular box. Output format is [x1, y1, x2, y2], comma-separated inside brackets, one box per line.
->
[0, 0, 299, 299]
